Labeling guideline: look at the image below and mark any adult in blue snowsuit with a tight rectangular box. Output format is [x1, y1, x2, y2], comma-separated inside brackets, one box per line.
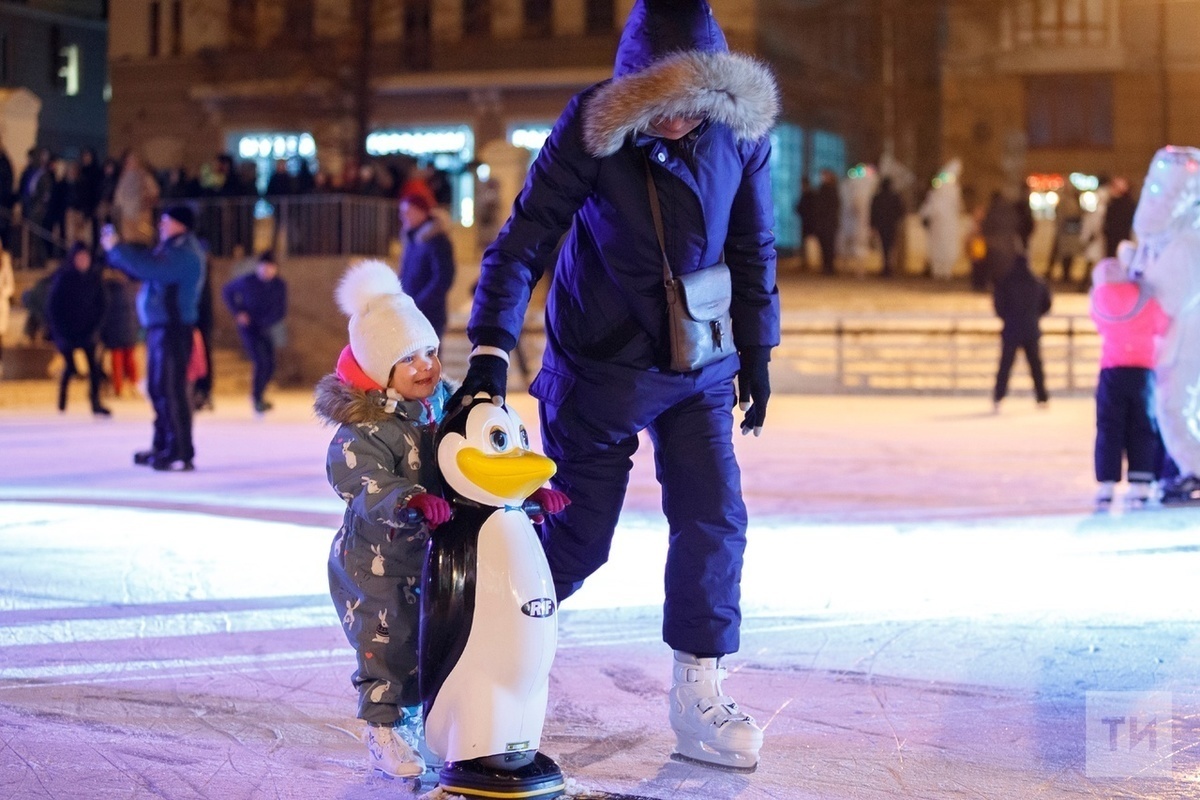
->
[102, 205, 206, 471]
[456, 0, 779, 771]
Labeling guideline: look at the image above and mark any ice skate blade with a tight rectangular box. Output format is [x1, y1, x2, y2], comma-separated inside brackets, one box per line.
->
[669, 750, 758, 774]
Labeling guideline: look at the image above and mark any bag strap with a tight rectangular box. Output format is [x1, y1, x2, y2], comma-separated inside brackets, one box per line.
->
[643, 153, 674, 285]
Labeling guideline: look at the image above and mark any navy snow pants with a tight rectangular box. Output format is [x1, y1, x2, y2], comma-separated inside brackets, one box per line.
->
[146, 325, 195, 462]
[1095, 366, 1162, 483]
[537, 371, 747, 657]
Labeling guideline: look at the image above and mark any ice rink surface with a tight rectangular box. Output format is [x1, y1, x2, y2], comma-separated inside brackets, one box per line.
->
[1, 389, 1197, 799]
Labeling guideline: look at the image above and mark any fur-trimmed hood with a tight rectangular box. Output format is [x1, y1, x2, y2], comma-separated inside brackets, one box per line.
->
[582, 0, 778, 157]
[313, 373, 437, 427]
[584, 51, 779, 157]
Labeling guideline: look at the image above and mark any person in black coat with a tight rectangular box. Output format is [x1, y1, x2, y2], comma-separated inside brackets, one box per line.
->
[100, 267, 141, 398]
[1102, 176, 1135, 258]
[869, 177, 905, 277]
[810, 168, 841, 275]
[398, 191, 455, 340]
[222, 250, 287, 412]
[991, 253, 1052, 411]
[46, 242, 110, 415]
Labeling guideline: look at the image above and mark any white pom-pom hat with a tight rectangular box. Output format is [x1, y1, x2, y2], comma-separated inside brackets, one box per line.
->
[335, 260, 439, 388]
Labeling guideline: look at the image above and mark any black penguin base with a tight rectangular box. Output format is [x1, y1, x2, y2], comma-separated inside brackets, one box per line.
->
[438, 750, 565, 799]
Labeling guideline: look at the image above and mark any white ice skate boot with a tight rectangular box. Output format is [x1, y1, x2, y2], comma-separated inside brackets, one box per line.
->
[1124, 481, 1152, 510]
[366, 711, 426, 778]
[1094, 481, 1115, 511]
[668, 651, 762, 772]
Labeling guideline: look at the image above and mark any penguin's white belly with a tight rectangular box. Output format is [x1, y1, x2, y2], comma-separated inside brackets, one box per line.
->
[426, 509, 558, 762]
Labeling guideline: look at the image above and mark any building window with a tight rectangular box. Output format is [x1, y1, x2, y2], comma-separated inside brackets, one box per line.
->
[284, 0, 314, 44]
[405, 0, 431, 69]
[1026, 74, 1113, 148]
[170, 0, 183, 55]
[770, 124, 803, 250]
[57, 44, 80, 95]
[525, 0, 552, 38]
[1009, 0, 1111, 47]
[230, 0, 256, 47]
[585, 0, 613, 34]
[148, 2, 160, 56]
[463, 0, 490, 37]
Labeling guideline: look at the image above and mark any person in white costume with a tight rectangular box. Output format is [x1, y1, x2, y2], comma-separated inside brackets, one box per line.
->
[1125, 146, 1200, 501]
[920, 159, 964, 280]
[837, 164, 878, 277]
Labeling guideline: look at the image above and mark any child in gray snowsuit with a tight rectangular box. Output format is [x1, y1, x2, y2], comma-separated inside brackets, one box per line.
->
[313, 260, 455, 779]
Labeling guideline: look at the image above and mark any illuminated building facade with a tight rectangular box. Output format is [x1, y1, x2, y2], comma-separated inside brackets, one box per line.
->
[107, 1, 929, 253]
[942, 0, 1200, 204]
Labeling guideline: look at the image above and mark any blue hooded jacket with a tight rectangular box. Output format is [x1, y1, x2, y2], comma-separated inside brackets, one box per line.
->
[469, 0, 780, 397]
[107, 233, 206, 328]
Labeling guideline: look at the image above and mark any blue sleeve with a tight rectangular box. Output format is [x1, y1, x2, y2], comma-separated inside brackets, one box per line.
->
[726, 136, 781, 349]
[468, 92, 600, 351]
[221, 275, 244, 314]
[108, 242, 195, 285]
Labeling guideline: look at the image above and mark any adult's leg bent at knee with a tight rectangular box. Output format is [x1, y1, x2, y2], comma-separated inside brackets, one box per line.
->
[538, 401, 639, 602]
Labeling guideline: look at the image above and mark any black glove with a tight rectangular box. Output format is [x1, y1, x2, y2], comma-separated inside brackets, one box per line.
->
[736, 346, 771, 437]
[449, 353, 508, 409]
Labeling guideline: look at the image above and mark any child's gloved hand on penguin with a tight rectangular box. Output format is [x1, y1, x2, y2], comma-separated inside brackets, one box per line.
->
[527, 487, 571, 524]
[402, 492, 454, 528]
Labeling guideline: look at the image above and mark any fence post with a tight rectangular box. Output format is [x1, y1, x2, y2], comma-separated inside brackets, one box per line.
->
[1066, 316, 1075, 392]
[834, 319, 844, 390]
[950, 319, 959, 394]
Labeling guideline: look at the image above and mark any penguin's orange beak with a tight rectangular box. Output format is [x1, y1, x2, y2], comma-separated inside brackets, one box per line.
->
[456, 449, 556, 502]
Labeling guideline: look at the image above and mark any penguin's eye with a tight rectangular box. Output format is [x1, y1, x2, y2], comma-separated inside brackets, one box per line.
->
[489, 427, 509, 451]
[519, 427, 530, 449]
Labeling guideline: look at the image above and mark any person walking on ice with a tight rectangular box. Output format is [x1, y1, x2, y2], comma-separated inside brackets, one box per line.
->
[454, 0, 780, 773]
[1089, 245, 1170, 510]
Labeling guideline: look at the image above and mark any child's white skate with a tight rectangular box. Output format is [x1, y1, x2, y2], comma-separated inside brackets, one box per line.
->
[668, 651, 762, 773]
[367, 715, 426, 778]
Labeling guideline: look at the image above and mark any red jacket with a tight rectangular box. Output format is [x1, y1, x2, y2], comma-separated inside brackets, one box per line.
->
[1090, 282, 1169, 369]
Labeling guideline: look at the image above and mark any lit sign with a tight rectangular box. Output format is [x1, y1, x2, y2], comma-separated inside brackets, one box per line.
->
[237, 133, 316, 160]
[366, 130, 471, 157]
[510, 127, 552, 151]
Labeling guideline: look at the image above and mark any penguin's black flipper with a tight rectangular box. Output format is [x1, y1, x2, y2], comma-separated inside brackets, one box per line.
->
[418, 503, 492, 717]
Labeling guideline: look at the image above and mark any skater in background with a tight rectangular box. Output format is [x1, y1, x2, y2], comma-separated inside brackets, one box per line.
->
[811, 168, 841, 275]
[991, 252, 1052, 412]
[190, 264, 215, 411]
[398, 191, 455, 340]
[314, 260, 570, 779]
[1048, 185, 1084, 286]
[0, 249, 12, 377]
[1089, 248, 1170, 510]
[101, 205, 206, 471]
[794, 176, 817, 271]
[222, 250, 287, 413]
[869, 176, 905, 278]
[100, 266, 140, 398]
[1102, 176, 1135, 258]
[455, 0, 778, 772]
[45, 243, 110, 416]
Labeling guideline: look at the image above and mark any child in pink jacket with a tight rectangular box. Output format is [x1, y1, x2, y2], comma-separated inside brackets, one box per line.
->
[1089, 255, 1170, 509]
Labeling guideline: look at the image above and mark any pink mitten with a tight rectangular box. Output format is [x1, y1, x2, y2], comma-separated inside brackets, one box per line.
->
[528, 487, 571, 523]
[404, 493, 453, 529]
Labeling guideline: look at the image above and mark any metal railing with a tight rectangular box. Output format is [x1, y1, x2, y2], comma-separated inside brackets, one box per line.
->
[0, 208, 71, 271]
[442, 312, 1103, 396]
[771, 313, 1101, 395]
[169, 194, 399, 259]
